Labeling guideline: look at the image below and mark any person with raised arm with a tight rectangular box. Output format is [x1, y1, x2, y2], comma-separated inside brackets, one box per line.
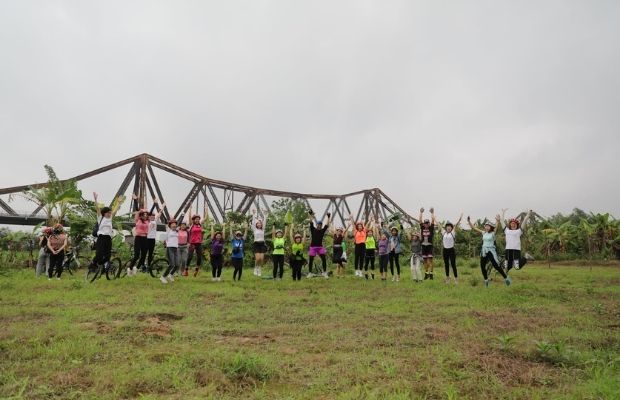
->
[502, 209, 532, 271]
[419, 207, 437, 280]
[146, 198, 166, 271]
[350, 215, 371, 278]
[271, 222, 288, 280]
[127, 194, 150, 276]
[160, 219, 179, 284]
[230, 220, 248, 281]
[382, 219, 404, 282]
[177, 214, 189, 276]
[468, 214, 512, 287]
[289, 223, 307, 281]
[437, 212, 463, 284]
[186, 205, 206, 277]
[330, 219, 350, 278]
[251, 209, 268, 277]
[92, 192, 123, 272]
[308, 210, 332, 278]
[363, 217, 379, 280]
[209, 220, 226, 282]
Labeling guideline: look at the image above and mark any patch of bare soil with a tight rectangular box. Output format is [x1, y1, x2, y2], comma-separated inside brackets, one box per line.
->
[135, 313, 184, 338]
[467, 310, 562, 333]
[214, 331, 277, 345]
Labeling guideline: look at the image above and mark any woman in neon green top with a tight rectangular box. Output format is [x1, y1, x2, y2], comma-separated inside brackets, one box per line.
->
[272, 224, 289, 280]
[364, 218, 379, 280]
[289, 224, 307, 281]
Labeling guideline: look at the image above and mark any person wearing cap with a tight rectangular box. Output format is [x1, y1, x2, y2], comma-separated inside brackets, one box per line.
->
[160, 219, 179, 284]
[92, 192, 123, 273]
[271, 224, 288, 280]
[381, 219, 404, 282]
[418, 207, 437, 280]
[408, 229, 424, 282]
[146, 199, 166, 271]
[186, 207, 206, 277]
[438, 213, 463, 284]
[209, 221, 226, 282]
[127, 201, 151, 277]
[467, 214, 512, 287]
[35, 227, 52, 277]
[308, 210, 332, 278]
[177, 216, 189, 276]
[330, 221, 350, 278]
[251, 209, 269, 277]
[289, 224, 307, 281]
[47, 223, 68, 280]
[350, 215, 372, 278]
[229, 221, 248, 281]
[501, 209, 532, 271]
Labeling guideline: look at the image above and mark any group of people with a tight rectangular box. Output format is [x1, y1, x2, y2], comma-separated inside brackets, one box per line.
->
[41, 194, 531, 288]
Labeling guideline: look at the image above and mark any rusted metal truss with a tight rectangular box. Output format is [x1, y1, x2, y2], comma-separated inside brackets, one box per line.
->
[0, 154, 417, 227]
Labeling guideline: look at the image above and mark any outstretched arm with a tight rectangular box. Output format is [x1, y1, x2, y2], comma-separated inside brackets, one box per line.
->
[521, 210, 532, 230]
[419, 207, 424, 224]
[495, 214, 502, 231]
[467, 216, 484, 234]
[93, 192, 101, 217]
[454, 213, 463, 231]
[430, 207, 436, 225]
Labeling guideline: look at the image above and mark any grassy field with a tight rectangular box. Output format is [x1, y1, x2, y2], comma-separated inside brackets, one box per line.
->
[0, 261, 619, 399]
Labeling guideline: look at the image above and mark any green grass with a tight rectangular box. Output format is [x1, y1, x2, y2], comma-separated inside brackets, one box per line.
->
[1, 262, 619, 399]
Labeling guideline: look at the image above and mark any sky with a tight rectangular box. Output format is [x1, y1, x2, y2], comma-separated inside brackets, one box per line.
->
[1, 0, 619, 224]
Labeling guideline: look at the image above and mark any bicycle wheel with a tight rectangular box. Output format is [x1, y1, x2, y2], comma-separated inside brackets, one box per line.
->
[117, 260, 131, 278]
[86, 264, 103, 283]
[106, 257, 122, 280]
[149, 258, 167, 278]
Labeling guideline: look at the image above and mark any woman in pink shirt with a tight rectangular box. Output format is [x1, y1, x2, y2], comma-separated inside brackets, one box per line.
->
[186, 210, 205, 277]
[127, 209, 150, 276]
[177, 218, 189, 276]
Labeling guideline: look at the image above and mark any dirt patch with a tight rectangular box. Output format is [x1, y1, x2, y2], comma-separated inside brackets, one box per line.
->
[468, 310, 559, 333]
[80, 320, 124, 334]
[466, 345, 562, 387]
[0, 311, 51, 323]
[136, 312, 184, 322]
[423, 325, 449, 342]
[52, 369, 94, 390]
[215, 331, 277, 345]
[132, 313, 184, 338]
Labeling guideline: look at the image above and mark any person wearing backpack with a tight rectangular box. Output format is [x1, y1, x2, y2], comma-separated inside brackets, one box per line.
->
[47, 224, 68, 280]
[438, 213, 463, 284]
[92, 192, 123, 272]
[35, 227, 52, 277]
[230, 221, 248, 281]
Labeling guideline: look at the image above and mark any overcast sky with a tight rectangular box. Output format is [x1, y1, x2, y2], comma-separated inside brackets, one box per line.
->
[1, 0, 619, 223]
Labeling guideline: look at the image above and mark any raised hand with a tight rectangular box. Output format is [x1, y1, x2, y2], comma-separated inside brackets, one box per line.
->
[420, 207, 424, 213]
[430, 207, 434, 214]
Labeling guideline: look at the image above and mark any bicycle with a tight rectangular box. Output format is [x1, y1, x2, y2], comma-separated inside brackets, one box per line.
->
[61, 251, 91, 276]
[85, 251, 122, 283]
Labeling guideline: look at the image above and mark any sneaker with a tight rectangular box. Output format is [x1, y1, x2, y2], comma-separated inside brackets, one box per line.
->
[211, 277, 216, 282]
[132, 267, 138, 276]
[429, 274, 434, 280]
[126, 267, 132, 276]
[423, 273, 429, 280]
[182, 269, 189, 277]
[193, 269, 199, 277]
[167, 275, 174, 282]
[505, 276, 512, 286]
[216, 277, 221, 282]
[48, 278, 51, 281]
[484, 279, 489, 288]
[396, 275, 400, 282]
[160, 276, 168, 284]
[391, 276, 395, 282]
[257, 267, 262, 276]
[445, 277, 450, 284]
[453, 278, 458, 285]
[253, 267, 258, 276]
[371, 273, 375, 280]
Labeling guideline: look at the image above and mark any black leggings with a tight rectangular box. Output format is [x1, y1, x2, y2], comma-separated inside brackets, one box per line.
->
[443, 248, 457, 277]
[480, 252, 507, 280]
[389, 251, 400, 275]
[211, 254, 223, 278]
[364, 251, 375, 271]
[354, 243, 365, 270]
[309, 254, 327, 273]
[505, 249, 526, 271]
[130, 236, 149, 268]
[232, 258, 243, 281]
[48, 251, 65, 278]
[272, 254, 284, 278]
[187, 243, 203, 267]
[146, 238, 156, 266]
[290, 259, 303, 281]
[379, 254, 389, 273]
[93, 235, 112, 266]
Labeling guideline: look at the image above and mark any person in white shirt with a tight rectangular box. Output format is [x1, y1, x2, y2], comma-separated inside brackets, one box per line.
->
[146, 199, 166, 269]
[92, 192, 123, 270]
[438, 213, 463, 284]
[160, 219, 179, 284]
[501, 210, 532, 271]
